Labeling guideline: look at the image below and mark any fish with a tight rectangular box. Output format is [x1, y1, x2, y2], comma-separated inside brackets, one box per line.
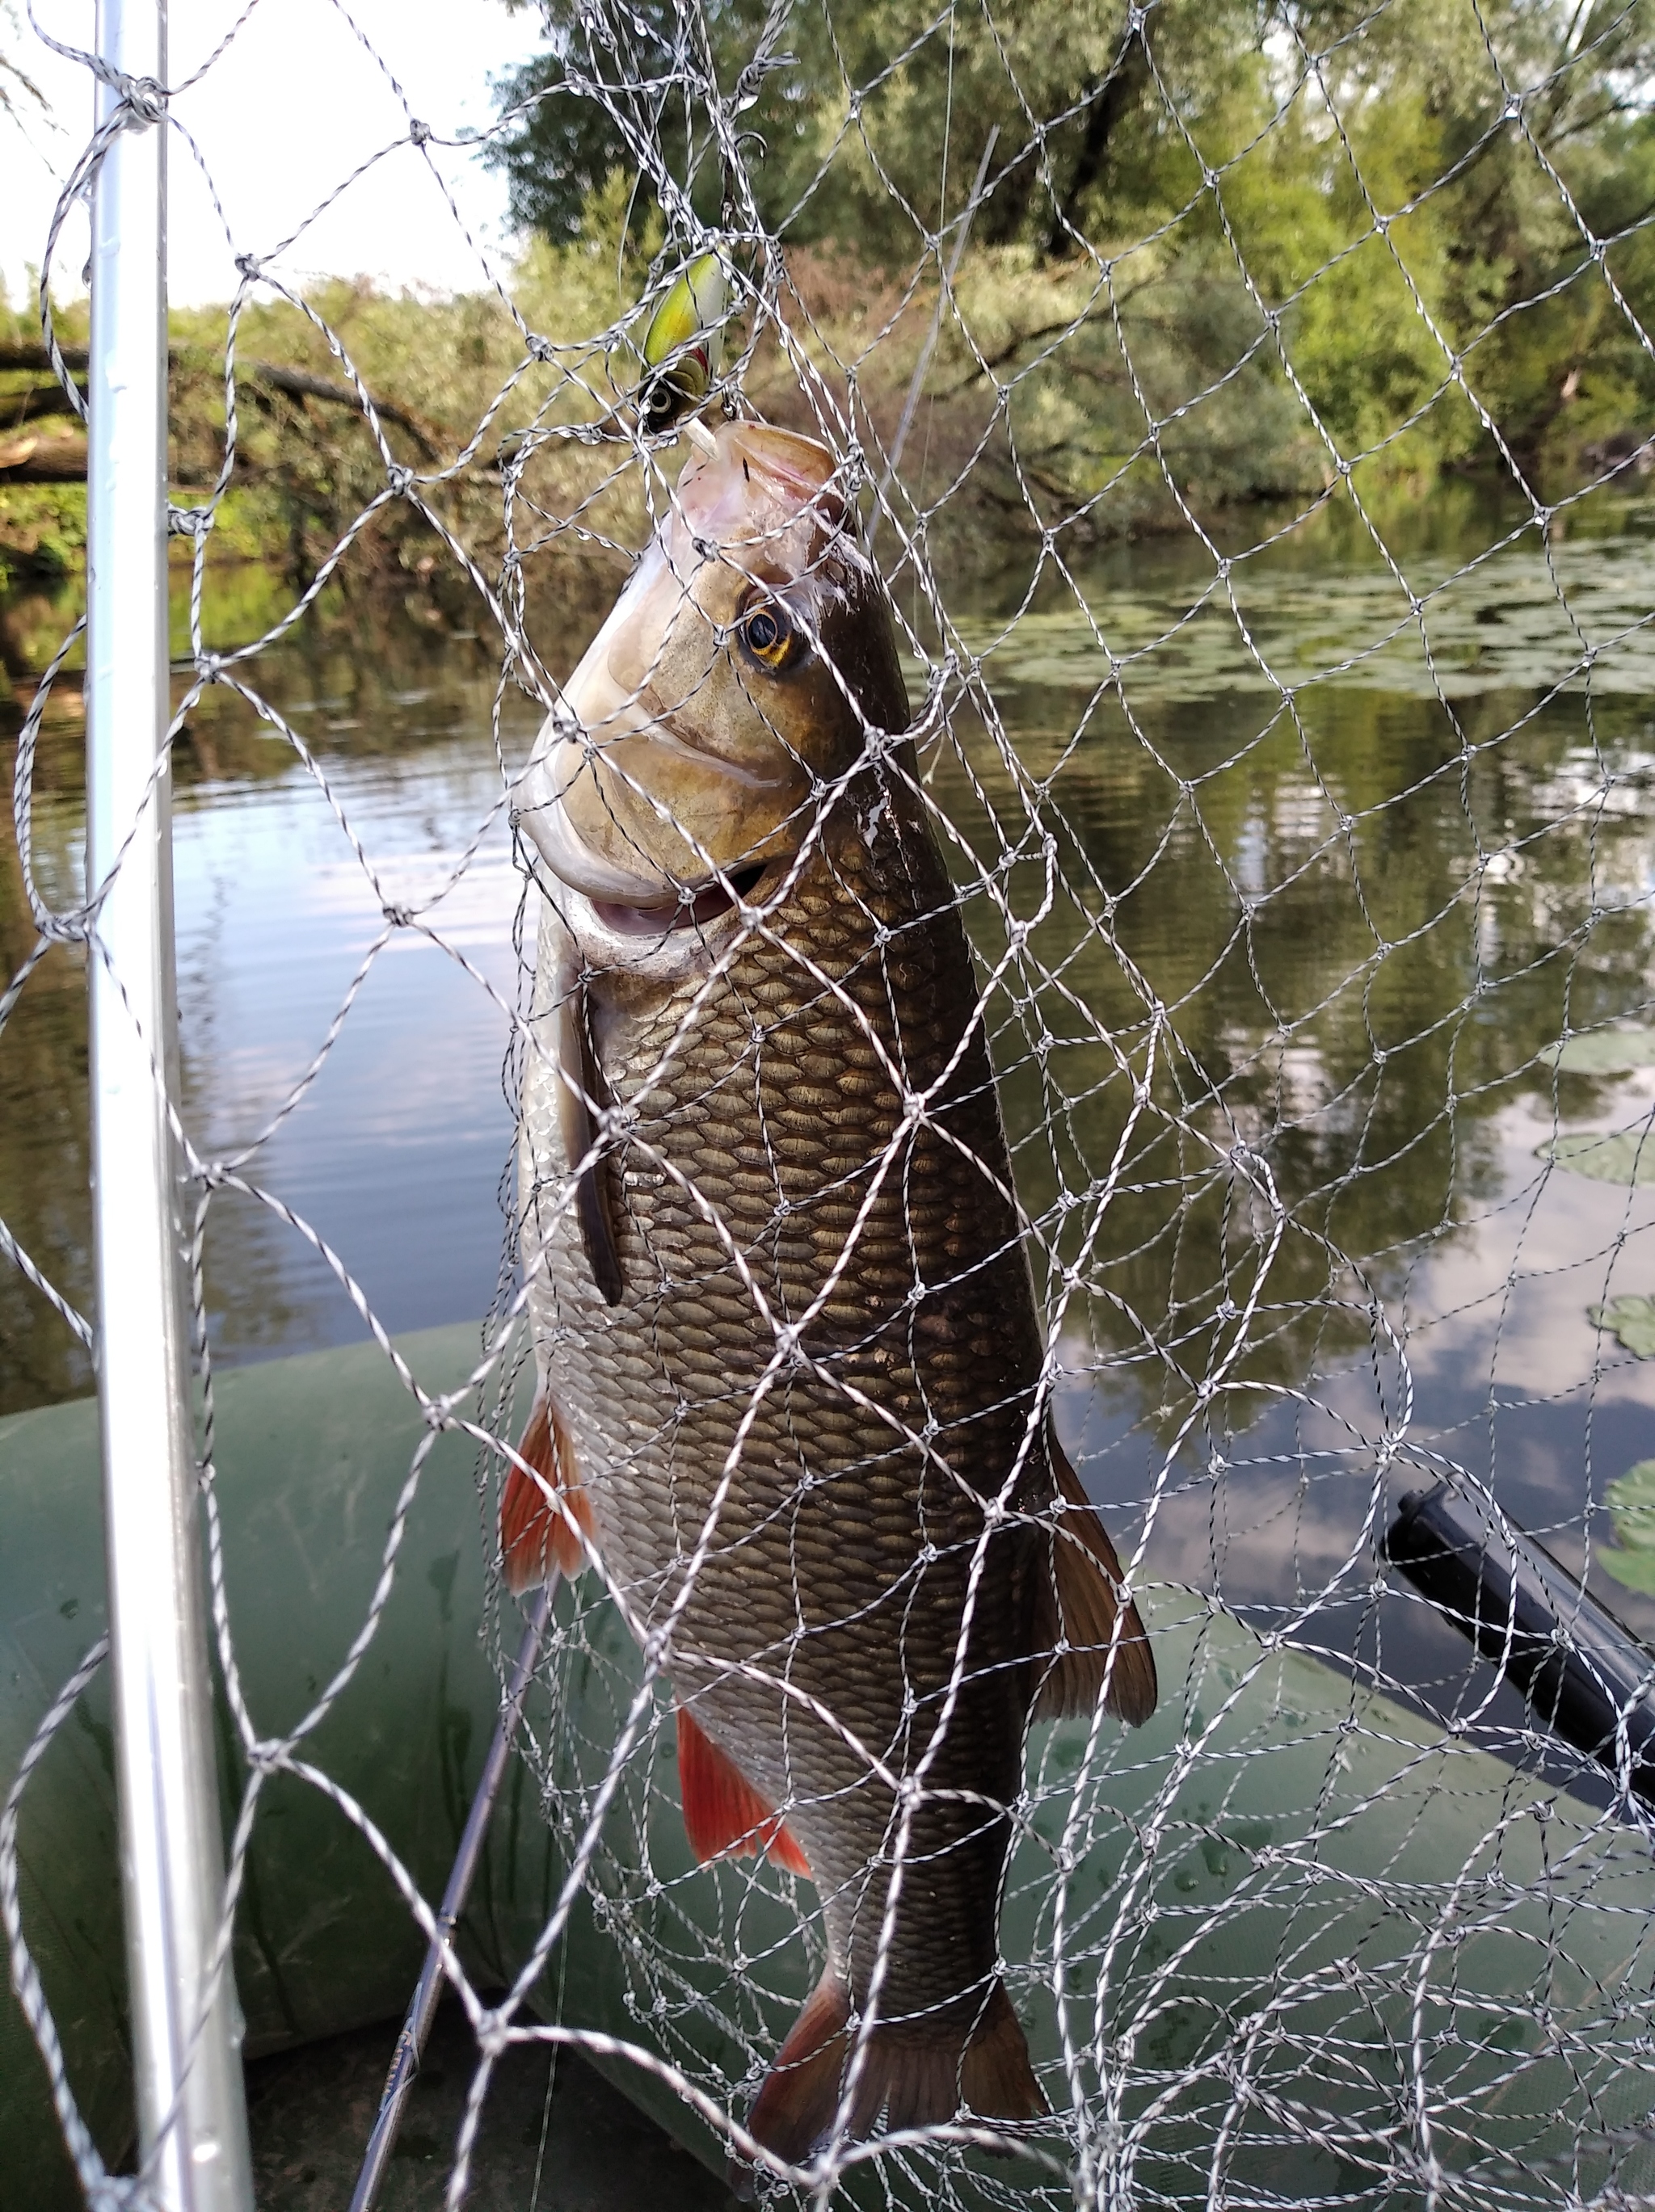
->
[501, 418, 1156, 2187]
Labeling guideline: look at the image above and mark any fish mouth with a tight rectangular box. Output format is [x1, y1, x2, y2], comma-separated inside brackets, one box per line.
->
[517, 784, 678, 904]
[676, 420, 846, 544]
[591, 860, 770, 937]
[524, 784, 773, 934]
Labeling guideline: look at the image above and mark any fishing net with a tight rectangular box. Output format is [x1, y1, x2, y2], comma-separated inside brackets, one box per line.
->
[8, 1, 1655, 2206]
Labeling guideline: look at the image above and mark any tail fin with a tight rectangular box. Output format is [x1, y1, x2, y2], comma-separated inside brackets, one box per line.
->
[733, 1972, 1045, 2196]
[500, 1393, 595, 1591]
[1033, 1431, 1156, 1726]
[739, 1970, 853, 2186]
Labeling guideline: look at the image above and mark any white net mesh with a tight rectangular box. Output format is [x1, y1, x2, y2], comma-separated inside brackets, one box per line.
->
[9, 2, 1655, 2207]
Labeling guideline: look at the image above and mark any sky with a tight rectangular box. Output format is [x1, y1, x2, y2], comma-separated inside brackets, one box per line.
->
[1, 0, 544, 310]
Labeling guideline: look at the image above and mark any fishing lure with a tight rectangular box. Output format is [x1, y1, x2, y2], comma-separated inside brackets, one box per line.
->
[638, 252, 729, 440]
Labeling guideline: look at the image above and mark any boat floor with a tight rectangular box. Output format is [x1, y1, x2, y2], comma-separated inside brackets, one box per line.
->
[246, 1997, 731, 2211]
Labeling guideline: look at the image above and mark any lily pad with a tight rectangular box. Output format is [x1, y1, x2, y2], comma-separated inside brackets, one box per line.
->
[1538, 1130, 1655, 1184]
[1601, 1459, 1655, 1595]
[938, 535, 1655, 707]
[1590, 1293, 1655, 1357]
[1540, 1028, 1655, 1075]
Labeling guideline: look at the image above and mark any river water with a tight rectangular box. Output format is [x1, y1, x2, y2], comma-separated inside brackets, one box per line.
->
[7, 486, 1655, 1737]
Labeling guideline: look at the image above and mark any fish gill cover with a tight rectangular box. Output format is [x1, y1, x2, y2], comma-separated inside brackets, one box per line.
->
[8, 3, 1655, 2210]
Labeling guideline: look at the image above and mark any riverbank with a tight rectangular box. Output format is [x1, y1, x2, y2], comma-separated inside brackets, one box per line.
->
[5, 182, 1642, 619]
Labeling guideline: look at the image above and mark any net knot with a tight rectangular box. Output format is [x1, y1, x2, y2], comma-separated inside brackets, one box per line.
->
[526, 334, 555, 364]
[732, 47, 796, 115]
[409, 117, 432, 146]
[116, 74, 166, 128]
[89, 2176, 155, 2212]
[383, 902, 413, 927]
[167, 503, 213, 539]
[386, 462, 415, 497]
[39, 907, 89, 947]
[234, 252, 262, 280]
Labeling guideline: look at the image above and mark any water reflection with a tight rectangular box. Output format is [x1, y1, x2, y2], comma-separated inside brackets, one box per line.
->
[2, 612, 542, 1415]
[6, 497, 1655, 1752]
[916, 494, 1655, 1734]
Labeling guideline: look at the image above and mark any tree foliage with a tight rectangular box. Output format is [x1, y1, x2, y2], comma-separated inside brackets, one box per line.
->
[490, 0, 1655, 519]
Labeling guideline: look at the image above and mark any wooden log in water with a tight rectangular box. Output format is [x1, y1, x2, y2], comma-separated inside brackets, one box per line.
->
[0, 430, 89, 485]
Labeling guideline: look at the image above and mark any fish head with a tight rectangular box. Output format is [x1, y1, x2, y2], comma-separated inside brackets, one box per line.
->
[516, 420, 909, 919]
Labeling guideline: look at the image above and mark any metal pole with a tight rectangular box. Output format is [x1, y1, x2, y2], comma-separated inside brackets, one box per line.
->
[349, 1579, 556, 2212]
[86, 6, 255, 2207]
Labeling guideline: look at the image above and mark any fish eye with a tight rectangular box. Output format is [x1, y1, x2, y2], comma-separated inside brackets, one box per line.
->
[738, 596, 798, 675]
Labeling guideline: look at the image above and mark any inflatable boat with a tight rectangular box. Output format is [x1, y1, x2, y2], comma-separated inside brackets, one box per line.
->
[5, 1327, 1654, 2208]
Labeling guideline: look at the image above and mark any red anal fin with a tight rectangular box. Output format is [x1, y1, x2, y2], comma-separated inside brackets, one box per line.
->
[676, 1705, 811, 1878]
[500, 1392, 596, 1592]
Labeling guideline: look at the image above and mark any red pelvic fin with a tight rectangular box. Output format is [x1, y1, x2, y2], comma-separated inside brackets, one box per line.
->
[500, 1393, 595, 1592]
[735, 1974, 1045, 2193]
[1032, 1430, 1157, 1727]
[676, 1705, 811, 1878]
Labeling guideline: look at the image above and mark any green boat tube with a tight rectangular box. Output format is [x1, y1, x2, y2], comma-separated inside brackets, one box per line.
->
[4, 1328, 1654, 2207]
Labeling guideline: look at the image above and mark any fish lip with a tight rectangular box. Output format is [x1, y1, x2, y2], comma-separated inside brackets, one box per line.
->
[514, 781, 672, 904]
[676, 420, 848, 544]
[516, 783, 772, 932]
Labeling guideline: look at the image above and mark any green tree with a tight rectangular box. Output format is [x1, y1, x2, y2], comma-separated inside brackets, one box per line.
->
[481, 0, 1655, 519]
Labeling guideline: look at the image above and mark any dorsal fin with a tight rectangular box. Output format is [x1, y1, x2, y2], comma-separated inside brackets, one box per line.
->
[500, 1392, 596, 1590]
[1031, 1430, 1156, 1726]
[676, 1705, 811, 1877]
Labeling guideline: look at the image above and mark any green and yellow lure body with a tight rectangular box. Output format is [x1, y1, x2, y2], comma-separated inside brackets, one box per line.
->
[638, 253, 729, 436]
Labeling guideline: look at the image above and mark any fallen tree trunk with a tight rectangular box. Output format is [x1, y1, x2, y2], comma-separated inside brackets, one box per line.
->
[241, 361, 443, 463]
[0, 430, 89, 485]
[0, 343, 90, 375]
[1, 368, 449, 486]
[2, 385, 86, 427]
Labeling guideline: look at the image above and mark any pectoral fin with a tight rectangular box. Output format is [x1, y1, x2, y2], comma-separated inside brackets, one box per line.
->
[1031, 1431, 1156, 1726]
[557, 981, 623, 1306]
